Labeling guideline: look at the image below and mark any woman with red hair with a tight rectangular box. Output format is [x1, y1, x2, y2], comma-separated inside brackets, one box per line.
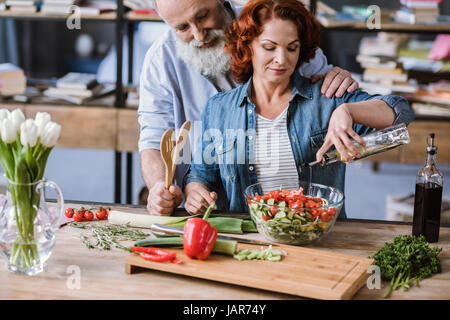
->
[183, 0, 414, 217]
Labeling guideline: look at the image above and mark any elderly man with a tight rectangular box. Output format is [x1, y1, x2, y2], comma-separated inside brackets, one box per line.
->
[139, 0, 359, 216]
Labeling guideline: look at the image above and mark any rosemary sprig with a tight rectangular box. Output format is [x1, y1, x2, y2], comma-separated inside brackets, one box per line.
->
[70, 221, 149, 251]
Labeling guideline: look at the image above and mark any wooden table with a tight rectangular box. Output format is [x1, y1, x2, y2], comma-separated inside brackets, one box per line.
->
[0, 203, 448, 300]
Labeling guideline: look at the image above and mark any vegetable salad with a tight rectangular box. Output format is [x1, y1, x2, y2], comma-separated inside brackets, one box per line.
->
[247, 188, 337, 244]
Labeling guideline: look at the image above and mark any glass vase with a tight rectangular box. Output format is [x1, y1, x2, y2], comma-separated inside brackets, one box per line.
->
[0, 177, 64, 275]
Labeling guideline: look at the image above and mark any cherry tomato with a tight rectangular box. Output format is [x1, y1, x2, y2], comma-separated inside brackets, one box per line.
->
[319, 211, 329, 222]
[310, 209, 320, 219]
[73, 212, 84, 222]
[270, 205, 278, 215]
[96, 209, 106, 220]
[289, 200, 303, 209]
[64, 208, 74, 218]
[262, 215, 272, 221]
[327, 207, 337, 216]
[84, 211, 94, 221]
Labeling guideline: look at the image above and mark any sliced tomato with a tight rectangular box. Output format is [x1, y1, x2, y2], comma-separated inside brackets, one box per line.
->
[271, 205, 278, 215]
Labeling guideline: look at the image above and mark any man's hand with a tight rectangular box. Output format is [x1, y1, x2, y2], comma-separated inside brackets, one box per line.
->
[315, 104, 365, 164]
[311, 66, 359, 98]
[147, 181, 183, 216]
[185, 182, 217, 215]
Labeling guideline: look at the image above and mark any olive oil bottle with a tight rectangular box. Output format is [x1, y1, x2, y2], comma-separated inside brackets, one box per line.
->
[412, 133, 443, 243]
[304, 123, 410, 167]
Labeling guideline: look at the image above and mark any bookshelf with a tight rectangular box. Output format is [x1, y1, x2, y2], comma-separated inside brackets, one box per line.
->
[311, 0, 450, 165]
[317, 19, 450, 34]
[0, 9, 163, 21]
[0, 0, 163, 204]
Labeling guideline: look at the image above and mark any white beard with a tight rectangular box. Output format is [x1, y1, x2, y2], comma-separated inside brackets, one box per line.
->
[175, 29, 231, 78]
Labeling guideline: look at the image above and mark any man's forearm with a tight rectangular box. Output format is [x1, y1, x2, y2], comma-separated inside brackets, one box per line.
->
[345, 100, 396, 130]
[140, 149, 166, 190]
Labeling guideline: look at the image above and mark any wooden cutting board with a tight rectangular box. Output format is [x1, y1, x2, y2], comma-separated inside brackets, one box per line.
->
[125, 243, 374, 300]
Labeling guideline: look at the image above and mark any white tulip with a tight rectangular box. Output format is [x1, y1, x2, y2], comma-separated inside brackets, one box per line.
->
[20, 119, 38, 147]
[10, 109, 25, 133]
[40, 121, 61, 147]
[0, 118, 16, 144]
[0, 109, 10, 122]
[35, 112, 51, 136]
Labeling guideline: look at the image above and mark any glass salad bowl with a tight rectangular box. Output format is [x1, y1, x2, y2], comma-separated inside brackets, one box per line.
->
[244, 182, 344, 245]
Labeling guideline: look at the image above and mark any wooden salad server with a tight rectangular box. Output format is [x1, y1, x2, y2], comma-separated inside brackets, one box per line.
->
[160, 121, 191, 189]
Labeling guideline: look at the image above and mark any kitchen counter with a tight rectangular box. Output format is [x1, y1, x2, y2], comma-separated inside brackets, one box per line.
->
[1, 203, 449, 300]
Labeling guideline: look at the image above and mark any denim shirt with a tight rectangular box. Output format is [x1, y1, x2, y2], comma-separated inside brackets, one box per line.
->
[183, 73, 414, 217]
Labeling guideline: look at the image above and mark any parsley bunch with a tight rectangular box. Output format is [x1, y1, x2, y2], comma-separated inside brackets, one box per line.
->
[371, 234, 442, 298]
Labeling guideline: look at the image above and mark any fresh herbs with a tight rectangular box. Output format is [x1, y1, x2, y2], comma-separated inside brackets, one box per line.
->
[370, 234, 442, 298]
[70, 221, 149, 251]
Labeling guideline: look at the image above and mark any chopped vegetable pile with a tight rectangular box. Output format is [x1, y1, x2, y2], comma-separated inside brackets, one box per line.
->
[247, 188, 337, 244]
[233, 245, 286, 262]
[370, 234, 442, 298]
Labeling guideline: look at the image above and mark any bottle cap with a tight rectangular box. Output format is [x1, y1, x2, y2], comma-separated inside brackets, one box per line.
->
[427, 133, 437, 155]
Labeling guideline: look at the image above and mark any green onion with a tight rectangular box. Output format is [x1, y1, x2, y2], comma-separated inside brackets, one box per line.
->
[108, 210, 257, 234]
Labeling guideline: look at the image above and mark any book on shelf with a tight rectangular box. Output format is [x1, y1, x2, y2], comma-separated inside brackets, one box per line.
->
[356, 55, 398, 64]
[12, 86, 41, 103]
[8, 5, 38, 12]
[396, 0, 441, 24]
[43, 83, 115, 105]
[46, 83, 104, 98]
[123, 0, 155, 10]
[399, 0, 442, 9]
[42, 0, 78, 4]
[0, 63, 26, 96]
[359, 80, 418, 95]
[363, 70, 409, 83]
[56, 72, 98, 90]
[359, 37, 404, 58]
[79, 0, 116, 16]
[407, 88, 450, 106]
[40, 0, 80, 15]
[395, 9, 439, 24]
[429, 80, 450, 93]
[359, 60, 402, 70]
[5, 0, 37, 6]
[365, 67, 405, 75]
[411, 102, 450, 118]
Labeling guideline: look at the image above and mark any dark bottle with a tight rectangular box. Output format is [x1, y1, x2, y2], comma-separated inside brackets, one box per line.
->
[412, 133, 443, 243]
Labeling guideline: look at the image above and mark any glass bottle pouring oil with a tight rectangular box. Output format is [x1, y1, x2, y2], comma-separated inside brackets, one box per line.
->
[304, 123, 410, 167]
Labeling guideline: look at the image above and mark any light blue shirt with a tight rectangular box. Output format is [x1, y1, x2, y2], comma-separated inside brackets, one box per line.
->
[138, 1, 333, 187]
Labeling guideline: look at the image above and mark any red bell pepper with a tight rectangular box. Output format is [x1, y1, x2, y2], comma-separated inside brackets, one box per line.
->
[183, 203, 218, 260]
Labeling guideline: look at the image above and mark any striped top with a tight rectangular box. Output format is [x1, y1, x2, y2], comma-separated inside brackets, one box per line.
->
[254, 107, 300, 195]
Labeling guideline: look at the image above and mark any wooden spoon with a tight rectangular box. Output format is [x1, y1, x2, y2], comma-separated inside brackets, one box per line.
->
[160, 128, 175, 189]
[170, 121, 191, 184]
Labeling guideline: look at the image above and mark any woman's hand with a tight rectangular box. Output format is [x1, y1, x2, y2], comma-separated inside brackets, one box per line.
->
[315, 104, 366, 164]
[185, 182, 217, 215]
